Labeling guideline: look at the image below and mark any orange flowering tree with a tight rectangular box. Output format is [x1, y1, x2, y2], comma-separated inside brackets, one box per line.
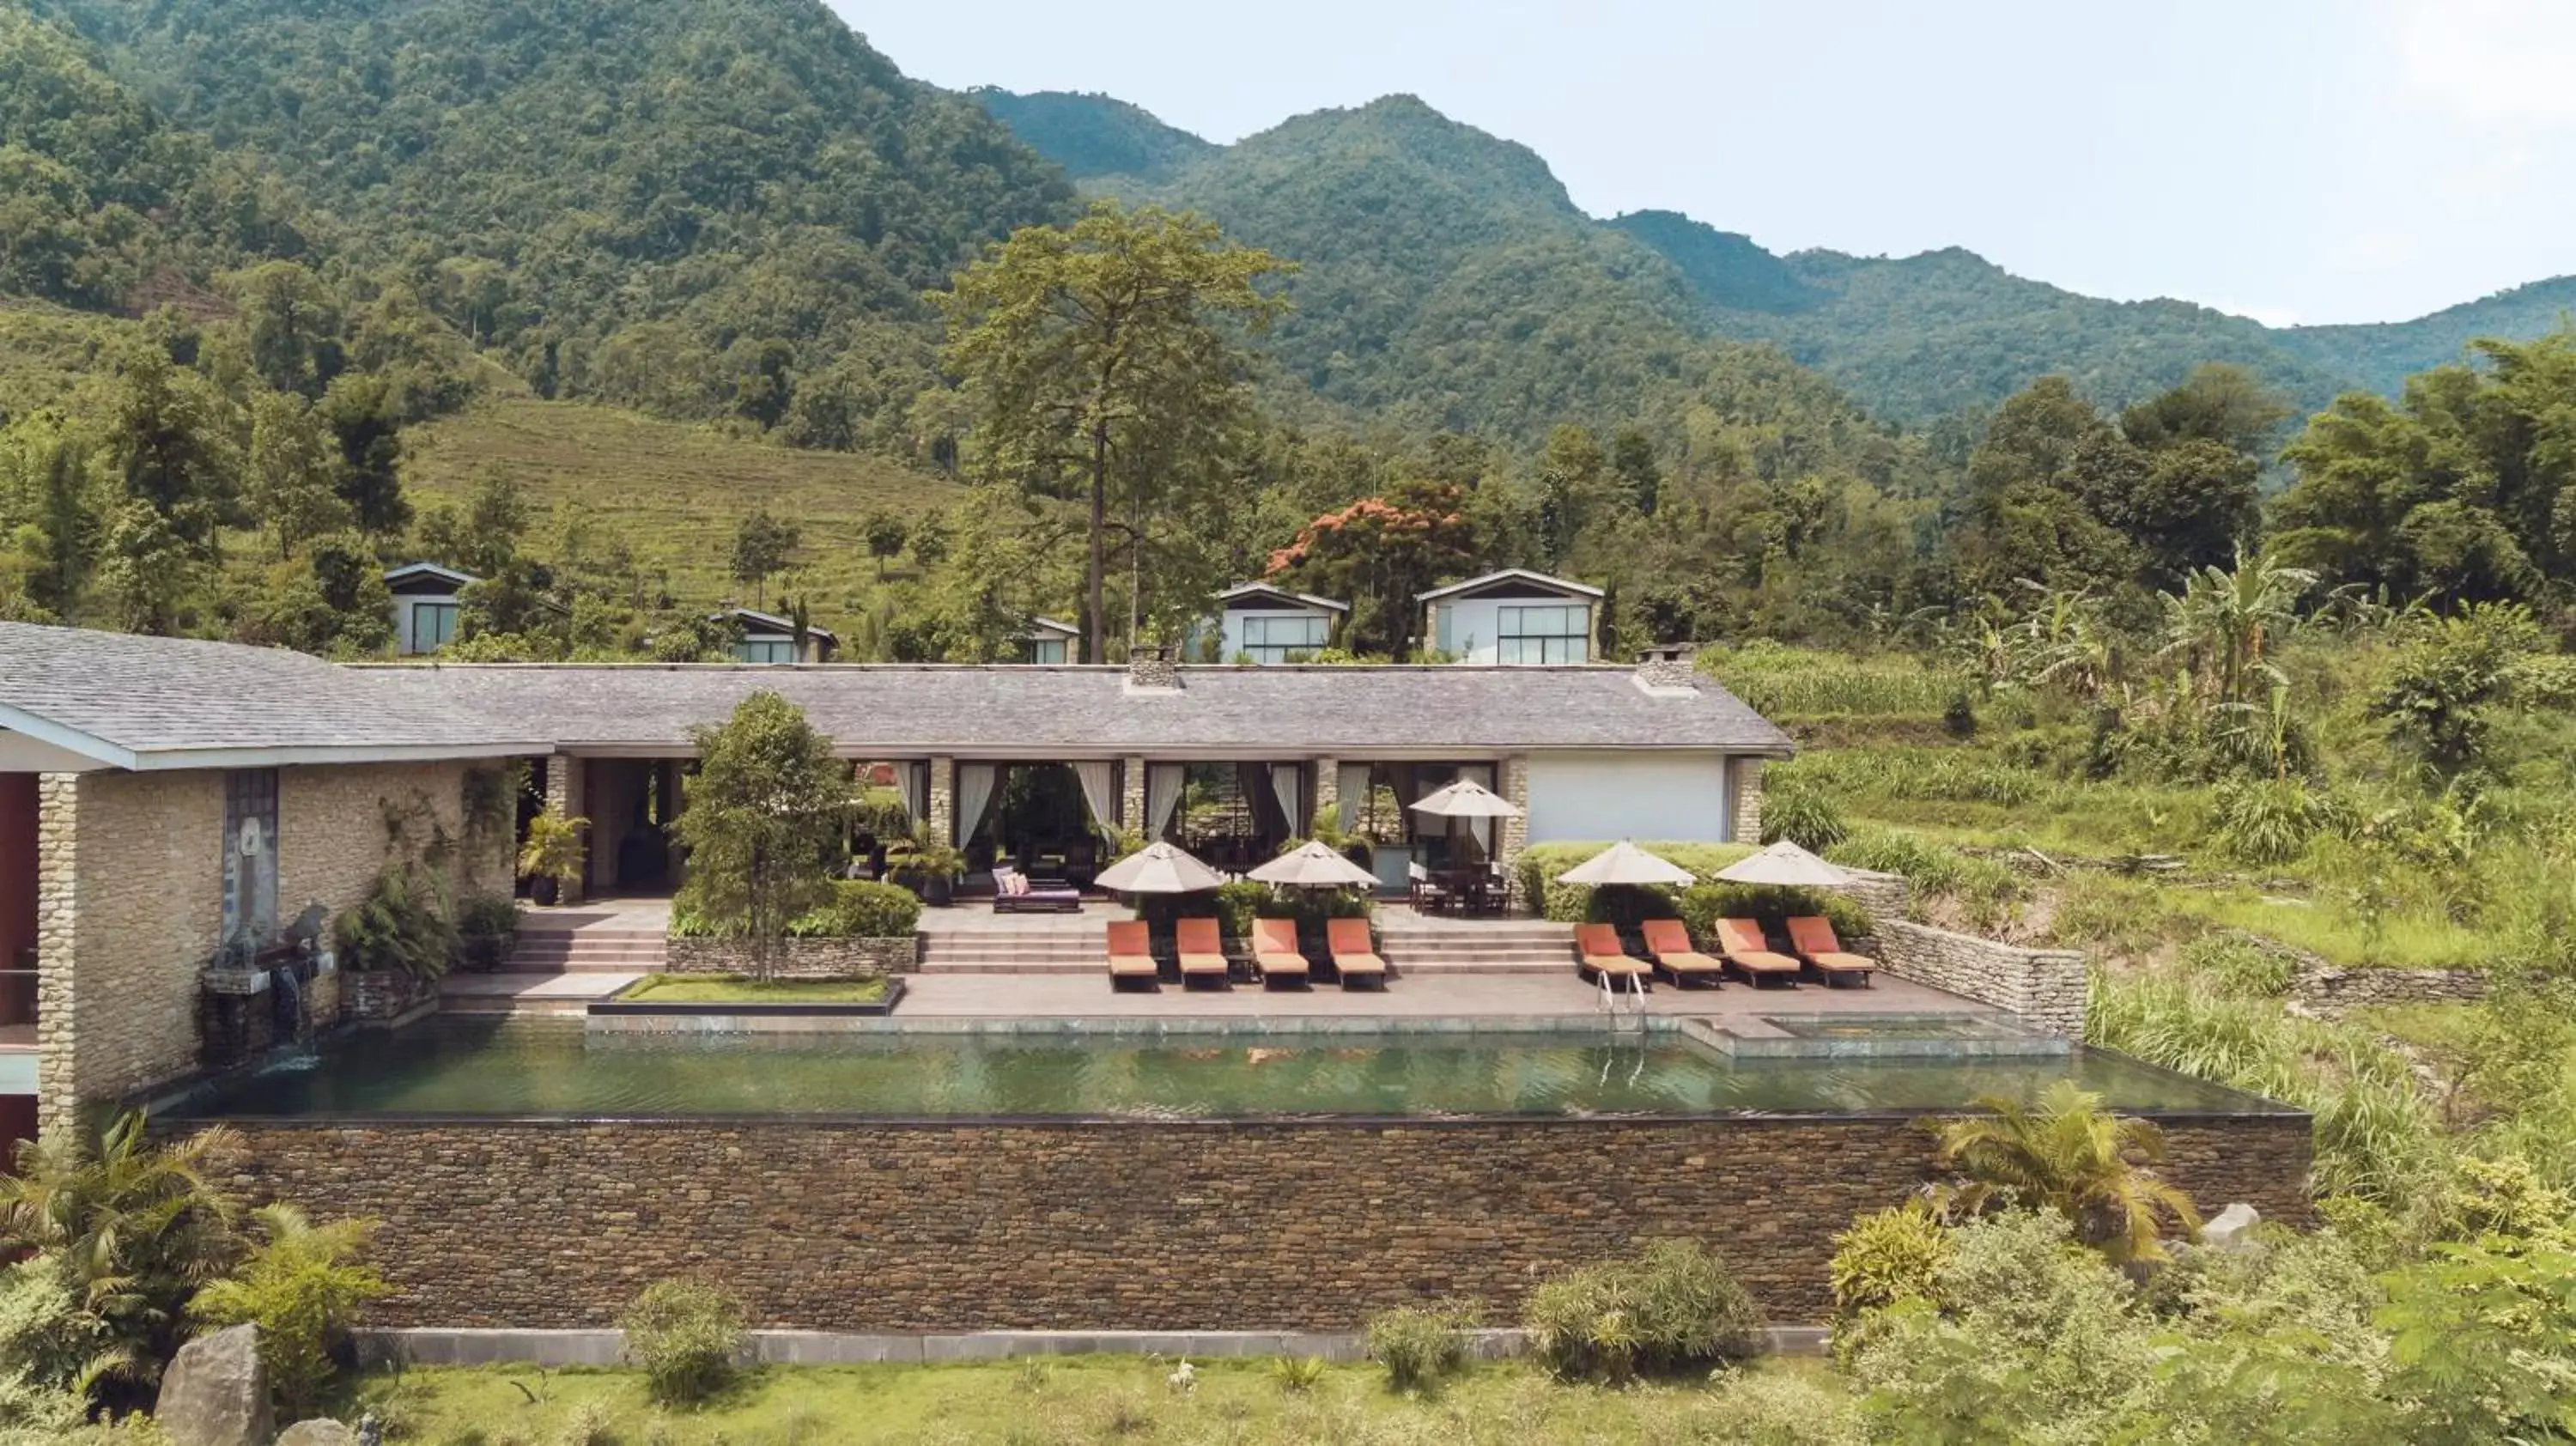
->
[1267, 481, 1479, 657]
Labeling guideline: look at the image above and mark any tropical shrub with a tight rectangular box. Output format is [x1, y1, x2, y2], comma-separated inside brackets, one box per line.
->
[1267, 1354, 1325, 1394]
[1927, 1082, 2201, 1266]
[620, 1279, 744, 1407]
[1211, 879, 1269, 941]
[2210, 775, 2336, 866]
[1759, 781, 1848, 852]
[1361, 1304, 1471, 1392]
[333, 863, 457, 979]
[784, 878, 920, 939]
[1673, 883, 1871, 945]
[1828, 1202, 1951, 1361]
[189, 1205, 390, 1418]
[516, 806, 586, 888]
[1522, 1238, 1761, 1382]
[1514, 841, 1753, 924]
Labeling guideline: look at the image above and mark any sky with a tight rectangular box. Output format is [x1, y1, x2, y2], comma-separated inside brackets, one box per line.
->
[829, 0, 2576, 328]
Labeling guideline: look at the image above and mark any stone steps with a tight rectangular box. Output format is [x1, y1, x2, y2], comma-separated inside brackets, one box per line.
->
[513, 929, 668, 975]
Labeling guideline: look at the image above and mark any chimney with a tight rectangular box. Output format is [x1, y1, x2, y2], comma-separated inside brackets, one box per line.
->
[1126, 643, 1182, 693]
[1634, 642, 1699, 695]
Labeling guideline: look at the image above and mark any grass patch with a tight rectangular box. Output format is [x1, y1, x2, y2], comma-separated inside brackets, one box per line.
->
[355, 1357, 1861, 1446]
[404, 395, 959, 608]
[619, 974, 890, 1004]
[2162, 886, 2490, 971]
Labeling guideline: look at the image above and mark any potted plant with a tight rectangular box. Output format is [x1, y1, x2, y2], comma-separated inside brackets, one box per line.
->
[518, 806, 588, 906]
[887, 830, 968, 908]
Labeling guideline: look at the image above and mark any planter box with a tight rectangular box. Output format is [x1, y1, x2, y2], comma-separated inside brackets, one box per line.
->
[665, 935, 918, 978]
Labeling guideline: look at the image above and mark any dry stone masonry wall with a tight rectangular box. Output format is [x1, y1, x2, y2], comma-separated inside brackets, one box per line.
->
[1868, 919, 2087, 1036]
[2291, 964, 2490, 1015]
[665, 936, 917, 977]
[217, 1114, 2310, 1331]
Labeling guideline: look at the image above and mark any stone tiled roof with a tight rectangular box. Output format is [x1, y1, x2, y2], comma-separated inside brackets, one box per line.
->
[0, 623, 548, 766]
[374, 662, 1794, 756]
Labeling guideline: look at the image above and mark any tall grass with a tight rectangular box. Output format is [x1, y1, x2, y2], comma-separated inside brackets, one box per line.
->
[1703, 644, 1967, 720]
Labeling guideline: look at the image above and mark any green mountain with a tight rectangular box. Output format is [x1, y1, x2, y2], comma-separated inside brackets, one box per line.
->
[984, 89, 2576, 428]
[39, 0, 1076, 439]
[969, 88, 1214, 184]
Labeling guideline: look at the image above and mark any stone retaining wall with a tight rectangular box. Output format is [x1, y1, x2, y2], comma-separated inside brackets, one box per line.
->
[2291, 965, 2489, 1015]
[1869, 920, 2087, 1036]
[215, 1113, 2308, 1330]
[664, 936, 917, 977]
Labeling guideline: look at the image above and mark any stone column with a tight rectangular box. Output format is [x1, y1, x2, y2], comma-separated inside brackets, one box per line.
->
[1729, 757, 1765, 844]
[1119, 756, 1146, 835]
[1310, 756, 1338, 835]
[927, 756, 955, 847]
[544, 754, 587, 906]
[33, 774, 79, 1133]
[1498, 754, 1530, 906]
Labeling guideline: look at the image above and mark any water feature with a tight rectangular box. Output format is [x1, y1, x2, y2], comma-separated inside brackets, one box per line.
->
[182, 1018, 2293, 1121]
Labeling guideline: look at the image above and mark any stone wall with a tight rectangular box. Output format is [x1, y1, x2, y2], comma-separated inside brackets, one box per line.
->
[37, 760, 507, 1126]
[665, 936, 917, 977]
[543, 755, 586, 906]
[215, 1113, 2309, 1331]
[1870, 919, 2087, 1037]
[2292, 965, 2489, 1015]
[1728, 757, 1765, 843]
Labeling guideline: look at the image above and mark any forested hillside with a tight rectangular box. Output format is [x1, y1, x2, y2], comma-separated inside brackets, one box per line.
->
[990, 89, 2576, 426]
[39, 0, 1076, 447]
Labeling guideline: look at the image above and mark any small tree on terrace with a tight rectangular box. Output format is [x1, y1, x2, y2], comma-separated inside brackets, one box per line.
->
[668, 691, 851, 981]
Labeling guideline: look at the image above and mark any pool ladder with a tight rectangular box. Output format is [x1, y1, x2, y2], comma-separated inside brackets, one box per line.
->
[1598, 968, 1647, 1035]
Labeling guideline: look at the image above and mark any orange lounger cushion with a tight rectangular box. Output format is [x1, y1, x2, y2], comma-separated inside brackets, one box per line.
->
[1787, 916, 1877, 975]
[1105, 920, 1157, 977]
[1175, 917, 1230, 976]
[1325, 918, 1388, 977]
[1574, 923, 1651, 974]
[1252, 919, 1310, 978]
[1712, 918, 1802, 975]
[1639, 920, 1724, 974]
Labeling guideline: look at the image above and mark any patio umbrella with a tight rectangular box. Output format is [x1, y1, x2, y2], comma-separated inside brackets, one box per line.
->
[1407, 778, 1522, 818]
[1554, 840, 1697, 888]
[1092, 840, 1226, 895]
[1249, 839, 1380, 890]
[1713, 840, 1851, 887]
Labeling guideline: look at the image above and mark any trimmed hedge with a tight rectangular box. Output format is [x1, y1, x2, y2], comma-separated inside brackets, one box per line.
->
[1675, 882, 1873, 944]
[1514, 841, 1757, 924]
[672, 878, 921, 939]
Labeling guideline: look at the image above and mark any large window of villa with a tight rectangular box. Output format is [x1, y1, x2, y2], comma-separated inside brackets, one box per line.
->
[1028, 637, 1067, 664]
[408, 601, 458, 653]
[733, 637, 797, 665]
[1497, 605, 1589, 665]
[1241, 613, 1328, 663]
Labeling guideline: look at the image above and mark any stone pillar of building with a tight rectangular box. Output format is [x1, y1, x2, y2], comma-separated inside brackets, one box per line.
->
[1119, 756, 1146, 835]
[1498, 754, 1531, 906]
[1730, 757, 1766, 844]
[1310, 756, 1339, 835]
[927, 756, 955, 847]
[32, 774, 80, 1133]
[544, 753, 587, 906]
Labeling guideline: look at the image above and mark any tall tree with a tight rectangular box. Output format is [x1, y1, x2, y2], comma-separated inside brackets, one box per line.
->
[730, 507, 799, 610]
[667, 692, 852, 983]
[1268, 479, 1479, 657]
[99, 345, 240, 556]
[245, 392, 347, 560]
[937, 202, 1287, 662]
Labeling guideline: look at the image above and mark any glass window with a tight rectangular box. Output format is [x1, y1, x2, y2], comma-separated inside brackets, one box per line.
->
[409, 601, 459, 654]
[1029, 637, 1067, 664]
[1240, 612, 1329, 664]
[732, 638, 796, 664]
[1497, 605, 1589, 665]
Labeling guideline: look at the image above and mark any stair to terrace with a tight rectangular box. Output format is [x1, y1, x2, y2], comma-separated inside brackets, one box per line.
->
[1373, 918, 1578, 975]
[916, 923, 1110, 975]
[508, 927, 668, 974]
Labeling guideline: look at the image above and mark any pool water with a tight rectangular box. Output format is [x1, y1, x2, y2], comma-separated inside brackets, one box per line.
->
[188, 1020, 2287, 1120]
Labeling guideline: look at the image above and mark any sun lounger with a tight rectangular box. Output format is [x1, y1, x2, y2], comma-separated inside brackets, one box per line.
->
[1787, 915, 1877, 987]
[1574, 923, 1654, 987]
[1325, 917, 1389, 991]
[1251, 918, 1312, 988]
[1175, 917, 1232, 988]
[992, 865, 1082, 914]
[1712, 918, 1803, 987]
[1105, 920, 1158, 989]
[1639, 919, 1724, 988]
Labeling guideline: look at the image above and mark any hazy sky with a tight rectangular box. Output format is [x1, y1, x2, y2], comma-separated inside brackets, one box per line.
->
[829, 0, 2575, 327]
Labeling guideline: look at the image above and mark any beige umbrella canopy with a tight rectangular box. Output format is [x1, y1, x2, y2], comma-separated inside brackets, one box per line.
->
[1249, 839, 1382, 890]
[1094, 841, 1226, 895]
[1408, 778, 1522, 819]
[1555, 840, 1698, 888]
[1713, 840, 1850, 888]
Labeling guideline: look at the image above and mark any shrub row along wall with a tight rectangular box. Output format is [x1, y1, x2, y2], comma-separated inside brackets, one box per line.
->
[215, 1114, 2309, 1330]
[1868, 919, 2087, 1036]
[664, 937, 918, 977]
[2291, 965, 2490, 1015]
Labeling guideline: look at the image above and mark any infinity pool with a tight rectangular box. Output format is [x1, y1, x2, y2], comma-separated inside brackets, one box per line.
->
[185, 1019, 2286, 1119]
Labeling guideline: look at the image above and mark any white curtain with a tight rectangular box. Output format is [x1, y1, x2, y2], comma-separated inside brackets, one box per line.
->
[1147, 763, 1185, 840]
[902, 761, 928, 826]
[1072, 761, 1119, 837]
[1271, 763, 1303, 838]
[1337, 762, 1372, 834]
[954, 763, 997, 847]
[1465, 762, 1497, 860]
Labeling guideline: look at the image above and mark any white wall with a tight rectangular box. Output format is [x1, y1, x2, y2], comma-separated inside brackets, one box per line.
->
[1431, 596, 1592, 665]
[1524, 750, 1735, 844]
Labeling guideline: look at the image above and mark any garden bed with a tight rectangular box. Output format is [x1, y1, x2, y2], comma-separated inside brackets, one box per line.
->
[594, 974, 903, 1017]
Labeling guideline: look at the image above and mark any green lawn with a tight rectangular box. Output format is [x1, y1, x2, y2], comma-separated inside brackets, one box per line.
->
[352, 1357, 1856, 1446]
[618, 974, 890, 1004]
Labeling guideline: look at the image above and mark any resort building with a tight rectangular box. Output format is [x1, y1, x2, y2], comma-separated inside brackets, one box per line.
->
[720, 608, 837, 663]
[1418, 568, 1604, 665]
[1211, 582, 1348, 663]
[1019, 616, 1080, 664]
[0, 622, 1783, 1127]
[384, 562, 477, 655]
